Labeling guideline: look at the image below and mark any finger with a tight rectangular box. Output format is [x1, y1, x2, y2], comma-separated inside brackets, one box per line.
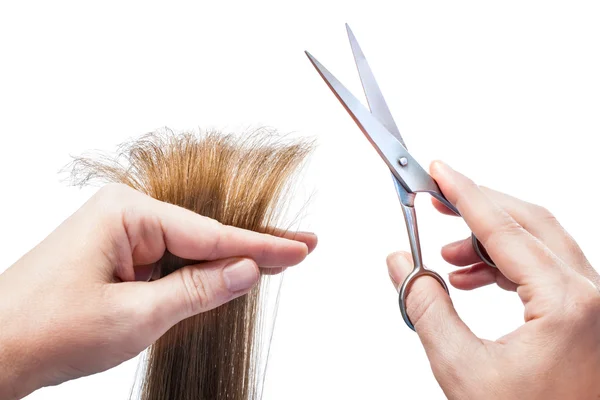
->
[476, 187, 594, 278]
[449, 263, 518, 291]
[437, 184, 598, 286]
[442, 238, 519, 292]
[124, 193, 311, 268]
[431, 197, 459, 216]
[433, 176, 594, 283]
[430, 161, 558, 285]
[141, 257, 260, 328]
[441, 238, 482, 266]
[134, 264, 155, 282]
[436, 184, 589, 271]
[268, 229, 318, 254]
[386, 251, 483, 373]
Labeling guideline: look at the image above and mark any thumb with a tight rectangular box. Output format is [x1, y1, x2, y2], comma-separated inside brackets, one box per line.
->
[146, 257, 260, 327]
[387, 251, 482, 374]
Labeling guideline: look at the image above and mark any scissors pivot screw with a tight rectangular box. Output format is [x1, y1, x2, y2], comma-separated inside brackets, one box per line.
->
[305, 24, 496, 332]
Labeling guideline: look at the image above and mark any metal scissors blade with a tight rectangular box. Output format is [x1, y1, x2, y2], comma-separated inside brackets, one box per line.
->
[346, 23, 416, 207]
[305, 25, 496, 332]
[305, 51, 439, 195]
[346, 24, 406, 149]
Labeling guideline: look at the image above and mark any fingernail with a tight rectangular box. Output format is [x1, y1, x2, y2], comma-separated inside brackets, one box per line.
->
[431, 161, 458, 188]
[439, 160, 453, 170]
[296, 231, 319, 246]
[432, 160, 453, 174]
[223, 259, 259, 292]
[297, 231, 317, 236]
[388, 252, 412, 291]
[297, 232, 318, 247]
[449, 267, 471, 276]
[395, 252, 413, 272]
[442, 239, 464, 251]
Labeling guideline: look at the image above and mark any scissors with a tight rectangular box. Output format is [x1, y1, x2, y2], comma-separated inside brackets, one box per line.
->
[306, 24, 495, 331]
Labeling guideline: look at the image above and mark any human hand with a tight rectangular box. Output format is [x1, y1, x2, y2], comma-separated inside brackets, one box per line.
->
[0, 184, 317, 400]
[387, 161, 600, 399]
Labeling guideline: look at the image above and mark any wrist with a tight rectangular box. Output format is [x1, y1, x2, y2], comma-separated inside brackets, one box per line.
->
[0, 335, 26, 399]
[0, 308, 43, 399]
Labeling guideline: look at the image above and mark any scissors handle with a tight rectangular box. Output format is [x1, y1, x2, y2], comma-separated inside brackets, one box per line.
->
[472, 235, 494, 267]
[395, 179, 494, 331]
[398, 265, 449, 331]
[398, 201, 450, 330]
[397, 235, 490, 331]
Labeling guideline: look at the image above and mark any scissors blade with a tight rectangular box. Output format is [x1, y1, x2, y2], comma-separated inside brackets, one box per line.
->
[305, 51, 439, 194]
[346, 24, 407, 149]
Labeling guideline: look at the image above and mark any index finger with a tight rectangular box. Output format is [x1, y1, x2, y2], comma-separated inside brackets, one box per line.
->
[126, 191, 313, 268]
[430, 161, 558, 285]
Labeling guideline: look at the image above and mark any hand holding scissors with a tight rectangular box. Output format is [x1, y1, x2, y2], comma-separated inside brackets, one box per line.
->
[387, 162, 600, 399]
[306, 25, 494, 330]
[308, 25, 600, 399]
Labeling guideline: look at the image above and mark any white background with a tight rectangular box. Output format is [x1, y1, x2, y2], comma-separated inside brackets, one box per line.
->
[1, 1, 600, 399]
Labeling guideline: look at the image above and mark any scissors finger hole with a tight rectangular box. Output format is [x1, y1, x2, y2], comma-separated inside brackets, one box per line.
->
[472, 234, 496, 268]
[398, 269, 449, 331]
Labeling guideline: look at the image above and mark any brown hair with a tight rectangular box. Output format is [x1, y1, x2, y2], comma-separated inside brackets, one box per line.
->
[69, 127, 313, 400]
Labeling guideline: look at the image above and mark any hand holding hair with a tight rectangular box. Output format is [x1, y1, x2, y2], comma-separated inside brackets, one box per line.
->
[0, 184, 316, 399]
[387, 161, 600, 399]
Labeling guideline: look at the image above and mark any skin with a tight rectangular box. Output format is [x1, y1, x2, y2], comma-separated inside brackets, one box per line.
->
[2, 163, 599, 399]
[0, 183, 317, 400]
[388, 161, 600, 399]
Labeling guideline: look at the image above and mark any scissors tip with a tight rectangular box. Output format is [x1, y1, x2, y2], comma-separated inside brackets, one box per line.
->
[305, 51, 319, 65]
[346, 23, 357, 38]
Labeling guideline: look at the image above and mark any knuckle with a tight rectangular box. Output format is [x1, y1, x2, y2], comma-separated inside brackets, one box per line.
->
[540, 269, 600, 329]
[103, 287, 162, 337]
[477, 185, 497, 199]
[564, 240, 588, 265]
[96, 183, 134, 201]
[530, 204, 557, 224]
[528, 205, 589, 264]
[127, 297, 165, 336]
[253, 234, 271, 264]
[564, 277, 600, 323]
[207, 223, 224, 260]
[92, 183, 137, 219]
[260, 236, 273, 261]
[485, 218, 523, 248]
[180, 267, 214, 315]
